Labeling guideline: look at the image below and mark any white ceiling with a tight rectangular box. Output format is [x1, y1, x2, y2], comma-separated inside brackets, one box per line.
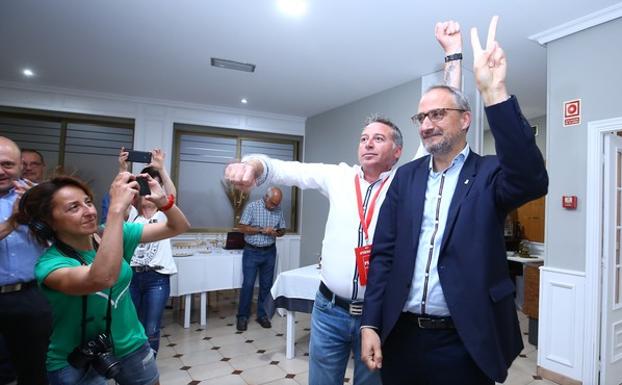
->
[0, 1, 620, 120]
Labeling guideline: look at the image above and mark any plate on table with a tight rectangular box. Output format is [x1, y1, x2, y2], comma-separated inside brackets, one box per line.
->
[173, 251, 193, 257]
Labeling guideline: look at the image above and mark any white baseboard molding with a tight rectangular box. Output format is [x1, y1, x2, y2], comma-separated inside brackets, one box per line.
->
[537, 366, 582, 385]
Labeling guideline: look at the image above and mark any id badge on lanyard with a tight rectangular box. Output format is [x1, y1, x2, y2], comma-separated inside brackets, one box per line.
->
[354, 175, 388, 286]
[354, 244, 372, 286]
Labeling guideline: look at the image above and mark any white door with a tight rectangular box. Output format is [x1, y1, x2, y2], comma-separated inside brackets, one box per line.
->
[602, 133, 622, 385]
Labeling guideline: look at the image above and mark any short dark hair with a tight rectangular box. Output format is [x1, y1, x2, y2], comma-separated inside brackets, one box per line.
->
[14, 176, 94, 246]
[140, 166, 161, 182]
[364, 114, 403, 148]
[21, 148, 45, 164]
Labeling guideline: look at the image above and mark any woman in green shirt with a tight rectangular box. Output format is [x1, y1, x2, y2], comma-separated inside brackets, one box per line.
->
[14, 172, 190, 385]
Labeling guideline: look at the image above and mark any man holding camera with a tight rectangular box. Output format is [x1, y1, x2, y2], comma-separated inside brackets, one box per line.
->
[235, 187, 286, 331]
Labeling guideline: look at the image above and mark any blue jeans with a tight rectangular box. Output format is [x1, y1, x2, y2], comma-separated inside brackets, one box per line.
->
[237, 245, 276, 320]
[130, 271, 170, 353]
[309, 291, 381, 385]
[47, 342, 158, 385]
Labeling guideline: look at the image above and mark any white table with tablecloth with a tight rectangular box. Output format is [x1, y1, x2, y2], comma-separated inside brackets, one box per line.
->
[265, 264, 322, 359]
[170, 248, 243, 328]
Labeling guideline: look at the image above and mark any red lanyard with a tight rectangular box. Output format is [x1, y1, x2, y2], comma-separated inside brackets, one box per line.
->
[354, 174, 389, 242]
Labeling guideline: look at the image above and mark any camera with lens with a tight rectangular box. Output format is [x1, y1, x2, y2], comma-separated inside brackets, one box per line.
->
[67, 333, 121, 379]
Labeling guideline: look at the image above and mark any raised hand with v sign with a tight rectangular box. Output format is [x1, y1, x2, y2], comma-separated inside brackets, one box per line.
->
[470, 16, 509, 106]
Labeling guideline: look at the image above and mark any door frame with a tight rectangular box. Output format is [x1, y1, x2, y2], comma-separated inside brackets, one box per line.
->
[584, 116, 622, 383]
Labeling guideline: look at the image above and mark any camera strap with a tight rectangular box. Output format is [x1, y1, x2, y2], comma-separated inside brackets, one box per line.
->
[55, 238, 113, 345]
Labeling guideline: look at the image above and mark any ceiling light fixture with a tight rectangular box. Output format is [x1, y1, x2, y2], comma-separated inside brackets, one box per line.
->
[277, 0, 308, 17]
[210, 58, 256, 73]
[22, 68, 35, 77]
[241, 98, 248, 104]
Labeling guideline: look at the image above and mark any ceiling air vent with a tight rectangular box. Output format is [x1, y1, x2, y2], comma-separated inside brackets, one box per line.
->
[210, 58, 256, 73]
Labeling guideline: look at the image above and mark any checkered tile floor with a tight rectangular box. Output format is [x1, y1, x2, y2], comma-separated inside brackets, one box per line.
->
[150, 290, 558, 385]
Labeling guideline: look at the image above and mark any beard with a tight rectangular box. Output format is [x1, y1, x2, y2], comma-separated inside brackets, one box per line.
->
[422, 130, 462, 156]
[424, 139, 453, 155]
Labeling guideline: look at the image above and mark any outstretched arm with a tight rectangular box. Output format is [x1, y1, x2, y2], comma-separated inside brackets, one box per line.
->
[415, 20, 463, 160]
[436, 20, 463, 89]
[139, 174, 190, 243]
[224, 159, 265, 192]
[44, 172, 138, 295]
[149, 148, 177, 197]
[471, 16, 547, 209]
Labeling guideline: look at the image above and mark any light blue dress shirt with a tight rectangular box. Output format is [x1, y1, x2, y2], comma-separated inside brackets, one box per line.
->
[403, 145, 470, 316]
[0, 188, 47, 285]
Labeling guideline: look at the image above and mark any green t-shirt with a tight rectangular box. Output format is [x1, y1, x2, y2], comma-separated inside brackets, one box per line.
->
[35, 222, 146, 371]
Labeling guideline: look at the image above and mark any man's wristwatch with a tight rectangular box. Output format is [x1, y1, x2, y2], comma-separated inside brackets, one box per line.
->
[445, 53, 463, 62]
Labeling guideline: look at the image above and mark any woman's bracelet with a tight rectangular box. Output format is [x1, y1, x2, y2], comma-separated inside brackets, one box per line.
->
[159, 194, 175, 212]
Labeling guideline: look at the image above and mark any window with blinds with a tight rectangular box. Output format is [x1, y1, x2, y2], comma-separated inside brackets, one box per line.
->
[173, 126, 300, 232]
[0, 109, 134, 213]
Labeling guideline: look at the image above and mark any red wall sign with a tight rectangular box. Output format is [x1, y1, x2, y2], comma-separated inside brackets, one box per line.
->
[563, 99, 581, 127]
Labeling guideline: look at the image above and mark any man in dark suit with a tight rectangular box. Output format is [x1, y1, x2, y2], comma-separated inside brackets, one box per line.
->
[360, 16, 548, 384]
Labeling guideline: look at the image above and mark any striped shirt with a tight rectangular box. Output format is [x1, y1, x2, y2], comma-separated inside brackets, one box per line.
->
[240, 199, 286, 247]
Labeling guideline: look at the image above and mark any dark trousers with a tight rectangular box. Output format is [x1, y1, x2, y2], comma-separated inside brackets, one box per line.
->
[0, 286, 52, 385]
[0, 334, 16, 384]
[237, 245, 276, 320]
[381, 313, 492, 385]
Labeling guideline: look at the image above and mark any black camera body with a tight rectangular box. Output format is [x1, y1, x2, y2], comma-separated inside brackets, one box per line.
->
[135, 176, 151, 196]
[67, 333, 121, 379]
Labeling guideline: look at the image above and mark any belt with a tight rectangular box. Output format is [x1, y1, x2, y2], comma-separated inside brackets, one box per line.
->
[319, 282, 363, 316]
[245, 243, 275, 250]
[402, 312, 455, 329]
[132, 265, 163, 273]
[0, 280, 37, 294]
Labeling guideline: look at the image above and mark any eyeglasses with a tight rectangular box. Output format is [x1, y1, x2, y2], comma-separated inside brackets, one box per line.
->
[411, 108, 465, 126]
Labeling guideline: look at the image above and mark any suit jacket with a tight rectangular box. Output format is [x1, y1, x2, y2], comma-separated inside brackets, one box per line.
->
[362, 96, 548, 382]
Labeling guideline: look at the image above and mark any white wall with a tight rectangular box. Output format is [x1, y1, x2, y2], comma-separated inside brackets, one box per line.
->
[537, 15, 622, 384]
[483, 115, 547, 157]
[0, 81, 306, 174]
[544, 17, 622, 272]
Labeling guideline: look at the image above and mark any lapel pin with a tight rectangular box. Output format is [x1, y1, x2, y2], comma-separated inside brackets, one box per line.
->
[464, 179, 469, 185]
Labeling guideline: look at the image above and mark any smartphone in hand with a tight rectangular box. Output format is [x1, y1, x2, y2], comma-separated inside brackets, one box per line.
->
[126, 150, 152, 163]
[135, 176, 151, 196]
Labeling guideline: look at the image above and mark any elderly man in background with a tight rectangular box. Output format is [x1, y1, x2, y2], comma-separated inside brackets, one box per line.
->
[0, 137, 52, 385]
[21, 149, 46, 183]
[235, 186, 286, 331]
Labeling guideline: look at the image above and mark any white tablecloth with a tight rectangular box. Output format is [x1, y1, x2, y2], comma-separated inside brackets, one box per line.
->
[266, 264, 322, 359]
[269, 264, 321, 305]
[169, 248, 243, 328]
[170, 248, 243, 297]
